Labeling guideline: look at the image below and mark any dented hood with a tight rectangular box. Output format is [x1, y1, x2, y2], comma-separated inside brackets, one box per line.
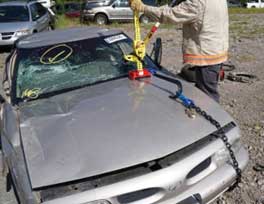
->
[19, 76, 233, 188]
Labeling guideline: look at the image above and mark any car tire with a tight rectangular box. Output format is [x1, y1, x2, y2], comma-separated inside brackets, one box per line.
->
[94, 14, 108, 25]
[140, 15, 149, 24]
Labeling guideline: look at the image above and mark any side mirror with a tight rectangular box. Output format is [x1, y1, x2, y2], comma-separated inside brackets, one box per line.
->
[112, 4, 116, 8]
[151, 37, 162, 67]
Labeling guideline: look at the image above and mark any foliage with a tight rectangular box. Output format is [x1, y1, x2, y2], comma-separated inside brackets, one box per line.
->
[55, 15, 81, 29]
[229, 7, 264, 14]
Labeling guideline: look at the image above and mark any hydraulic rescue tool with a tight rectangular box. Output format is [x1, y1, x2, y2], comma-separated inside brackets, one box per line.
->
[126, 0, 242, 186]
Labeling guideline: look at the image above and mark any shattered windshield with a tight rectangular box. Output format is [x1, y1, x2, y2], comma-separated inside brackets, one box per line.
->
[16, 34, 155, 100]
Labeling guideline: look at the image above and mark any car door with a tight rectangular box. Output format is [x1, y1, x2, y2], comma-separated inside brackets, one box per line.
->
[30, 3, 50, 32]
[109, 0, 131, 20]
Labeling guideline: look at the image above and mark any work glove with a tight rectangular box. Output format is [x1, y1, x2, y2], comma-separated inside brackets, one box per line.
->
[129, 0, 146, 12]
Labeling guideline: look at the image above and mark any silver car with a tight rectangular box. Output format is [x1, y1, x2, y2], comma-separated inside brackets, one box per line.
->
[0, 1, 52, 47]
[82, 0, 151, 24]
[0, 27, 248, 204]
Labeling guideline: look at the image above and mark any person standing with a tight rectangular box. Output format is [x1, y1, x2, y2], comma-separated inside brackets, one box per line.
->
[129, 0, 229, 102]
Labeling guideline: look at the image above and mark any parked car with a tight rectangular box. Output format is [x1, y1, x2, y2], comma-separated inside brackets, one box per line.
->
[55, 2, 81, 18]
[81, 0, 156, 24]
[228, 0, 242, 7]
[246, 0, 264, 8]
[0, 27, 248, 204]
[0, 1, 53, 48]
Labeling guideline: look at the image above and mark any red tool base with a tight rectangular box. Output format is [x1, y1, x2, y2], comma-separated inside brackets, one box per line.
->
[129, 69, 151, 80]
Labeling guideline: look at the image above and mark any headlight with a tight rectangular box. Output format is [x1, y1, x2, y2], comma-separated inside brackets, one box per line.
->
[85, 200, 111, 204]
[212, 139, 242, 167]
[16, 29, 31, 37]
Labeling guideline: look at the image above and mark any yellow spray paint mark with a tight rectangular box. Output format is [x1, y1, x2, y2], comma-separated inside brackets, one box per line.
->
[40, 44, 73, 65]
[22, 88, 41, 99]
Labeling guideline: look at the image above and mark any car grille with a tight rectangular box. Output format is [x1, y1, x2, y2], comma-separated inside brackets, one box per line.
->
[1, 32, 14, 40]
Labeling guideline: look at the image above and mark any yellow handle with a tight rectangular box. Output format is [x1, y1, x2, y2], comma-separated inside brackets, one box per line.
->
[124, 11, 145, 72]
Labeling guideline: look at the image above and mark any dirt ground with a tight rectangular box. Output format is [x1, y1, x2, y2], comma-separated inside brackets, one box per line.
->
[0, 14, 264, 204]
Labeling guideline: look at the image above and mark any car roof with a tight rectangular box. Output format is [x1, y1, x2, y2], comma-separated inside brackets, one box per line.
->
[16, 27, 124, 49]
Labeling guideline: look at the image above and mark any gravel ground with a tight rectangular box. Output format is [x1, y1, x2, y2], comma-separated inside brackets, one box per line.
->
[0, 14, 263, 204]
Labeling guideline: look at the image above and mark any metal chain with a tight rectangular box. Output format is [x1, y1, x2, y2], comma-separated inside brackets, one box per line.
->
[153, 72, 242, 186]
[192, 105, 242, 186]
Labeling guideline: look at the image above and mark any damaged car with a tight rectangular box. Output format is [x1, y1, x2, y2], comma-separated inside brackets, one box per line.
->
[0, 27, 248, 204]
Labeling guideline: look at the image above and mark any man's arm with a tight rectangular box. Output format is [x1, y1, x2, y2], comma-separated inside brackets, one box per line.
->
[130, 0, 200, 24]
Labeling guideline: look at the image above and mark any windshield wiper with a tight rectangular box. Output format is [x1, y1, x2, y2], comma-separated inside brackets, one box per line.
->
[17, 75, 128, 103]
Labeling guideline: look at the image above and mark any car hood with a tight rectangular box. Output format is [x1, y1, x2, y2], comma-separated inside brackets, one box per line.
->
[19, 76, 233, 188]
[0, 22, 32, 33]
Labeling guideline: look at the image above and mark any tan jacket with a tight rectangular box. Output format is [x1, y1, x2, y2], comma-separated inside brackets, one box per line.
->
[144, 0, 229, 66]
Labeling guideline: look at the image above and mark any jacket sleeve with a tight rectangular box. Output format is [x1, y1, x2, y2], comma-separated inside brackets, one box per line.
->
[144, 0, 200, 24]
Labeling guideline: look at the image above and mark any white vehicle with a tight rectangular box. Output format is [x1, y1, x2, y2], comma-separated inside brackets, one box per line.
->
[246, 0, 264, 8]
[37, 0, 55, 9]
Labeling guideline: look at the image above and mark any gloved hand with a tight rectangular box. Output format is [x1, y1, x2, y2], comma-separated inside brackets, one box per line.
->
[129, 0, 146, 12]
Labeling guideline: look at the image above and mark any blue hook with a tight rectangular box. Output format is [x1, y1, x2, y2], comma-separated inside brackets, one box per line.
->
[147, 67, 157, 75]
[177, 93, 195, 108]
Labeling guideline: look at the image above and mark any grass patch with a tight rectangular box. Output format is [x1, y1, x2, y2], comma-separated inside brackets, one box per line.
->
[55, 15, 82, 29]
[230, 18, 264, 38]
[229, 7, 264, 14]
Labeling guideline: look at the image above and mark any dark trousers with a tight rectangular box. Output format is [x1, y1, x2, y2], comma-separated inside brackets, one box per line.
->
[195, 64, 221, 102]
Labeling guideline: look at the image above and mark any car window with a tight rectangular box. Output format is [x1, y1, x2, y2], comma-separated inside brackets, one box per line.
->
[67, 3, 80, 11]
[85, 0, 112, 9]
[115, 0, 129, 7]
[0, 6, 29, 22]
[15, 35, 157, 101]
[30, 4, 40, 21]
[142, 0, 156, 6]
[30, 3, 46, 21]
[15, 35, 156, 101]
[36, 3, 47, 16]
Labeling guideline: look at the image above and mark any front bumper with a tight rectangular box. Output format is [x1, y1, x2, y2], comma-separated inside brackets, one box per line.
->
[0, 36, 18, 46]
[83, 13, 96, 21]
[42, 127, 249, 204]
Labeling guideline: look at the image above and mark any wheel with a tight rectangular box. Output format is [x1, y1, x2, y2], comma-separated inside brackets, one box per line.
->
[94, 14, 108, 25]
[140, 15, 149, 24]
